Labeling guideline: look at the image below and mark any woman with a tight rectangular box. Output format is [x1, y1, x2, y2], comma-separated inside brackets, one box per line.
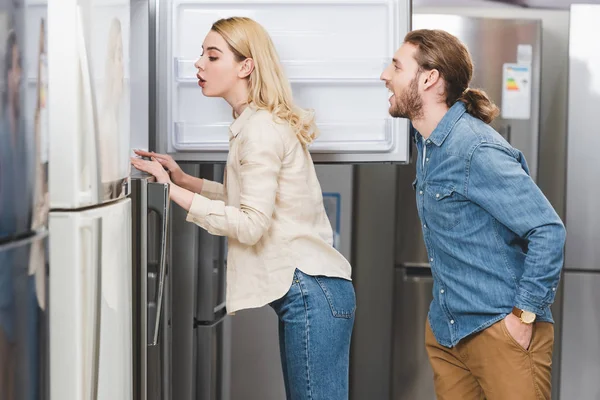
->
[132, 17, 355, 400]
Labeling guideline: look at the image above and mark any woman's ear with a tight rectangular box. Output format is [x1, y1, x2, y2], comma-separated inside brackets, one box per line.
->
[238, 58, 255, 79]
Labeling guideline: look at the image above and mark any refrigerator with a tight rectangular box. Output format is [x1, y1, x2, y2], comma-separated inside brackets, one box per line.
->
[46, 0, 148, 399]
[560, 4, 600, 399]
[0, 0, 49, 398]
[390, 14, 542, 400]
[127, 0, 412, 399]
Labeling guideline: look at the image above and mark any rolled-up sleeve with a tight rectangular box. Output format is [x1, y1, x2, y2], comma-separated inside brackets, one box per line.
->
[467, 143, 566, 316]
[200, 179, 225, 202]
[186, 121, 284, 246]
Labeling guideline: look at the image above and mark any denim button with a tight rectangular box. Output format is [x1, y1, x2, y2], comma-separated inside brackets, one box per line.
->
[450, 320, 455, 324]
[423, 224, 427, 229]
[430, 258, 433, 262]
[426, 158, 430, 162]
[420, 190, 423, 195]
[440, 289, 444, 294]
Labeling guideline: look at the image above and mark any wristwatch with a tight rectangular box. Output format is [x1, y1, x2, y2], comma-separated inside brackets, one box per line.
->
[512, 307, 536, 324]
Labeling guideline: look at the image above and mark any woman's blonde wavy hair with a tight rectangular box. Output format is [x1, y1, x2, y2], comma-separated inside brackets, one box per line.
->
[211, 17, 318, 146]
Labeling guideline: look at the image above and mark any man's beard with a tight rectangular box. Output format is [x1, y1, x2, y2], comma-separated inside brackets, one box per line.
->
[390, 77, 423, 120]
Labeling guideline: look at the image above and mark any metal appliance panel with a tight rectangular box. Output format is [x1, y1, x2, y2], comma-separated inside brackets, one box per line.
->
[0, 231, 48, 400]
[564, 4, 600, 272]
[0, 0, 37, 242]
[196, 319, 230, 400]
[392, 267, 435, 400]
[412, 14, 542, 180]
[170, 164, 228, 400]
[559, 272, 600, 400]
[131, 173, 171, 400]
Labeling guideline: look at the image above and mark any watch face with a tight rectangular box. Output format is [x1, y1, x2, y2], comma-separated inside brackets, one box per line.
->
[521, 311, 536, 324]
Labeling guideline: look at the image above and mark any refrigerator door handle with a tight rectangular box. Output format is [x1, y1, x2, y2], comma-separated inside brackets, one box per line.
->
[76, 4, 102, 205]
[147, 182, 170, 346]
[82, 216, 102, 400]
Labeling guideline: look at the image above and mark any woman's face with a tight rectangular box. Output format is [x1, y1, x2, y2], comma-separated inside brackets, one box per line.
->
[194, 30, 244, 98]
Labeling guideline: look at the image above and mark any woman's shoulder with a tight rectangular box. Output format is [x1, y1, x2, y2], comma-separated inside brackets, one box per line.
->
[241, 108, 294, 141]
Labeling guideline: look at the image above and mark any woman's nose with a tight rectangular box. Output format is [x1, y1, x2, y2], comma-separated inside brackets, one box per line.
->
[194, 58, 204, 70]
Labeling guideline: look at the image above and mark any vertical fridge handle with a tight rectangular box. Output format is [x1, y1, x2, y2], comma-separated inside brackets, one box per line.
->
[81, 216, 102, 400]
[147, 182, 170, 346]
[76, 4, 102, 204]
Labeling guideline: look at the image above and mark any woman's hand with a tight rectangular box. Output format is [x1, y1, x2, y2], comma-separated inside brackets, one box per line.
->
[133, 149, 184, 183]
[131, 156, 171, 185]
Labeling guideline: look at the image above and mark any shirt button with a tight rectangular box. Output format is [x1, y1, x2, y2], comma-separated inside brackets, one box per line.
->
[450, 320, 455, 324]
[552, 287, 556, 292]
[423, 224, 427, 229]
[419, 190, 423, 195]
[426, 158, 430, 162]
[426, 140, 431, 144]
[430, 258, 433, 262]
[440, 289, 444, 294]
[435, 193, 440, 198]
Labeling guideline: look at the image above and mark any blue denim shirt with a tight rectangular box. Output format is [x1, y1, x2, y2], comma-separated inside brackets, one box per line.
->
[414, 102, 566, 348]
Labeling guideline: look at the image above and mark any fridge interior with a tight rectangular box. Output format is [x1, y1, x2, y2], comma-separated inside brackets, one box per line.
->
[156, 0, 411, 163]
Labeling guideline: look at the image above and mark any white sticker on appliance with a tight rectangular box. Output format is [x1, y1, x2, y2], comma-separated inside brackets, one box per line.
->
[501, 63, 532, 120]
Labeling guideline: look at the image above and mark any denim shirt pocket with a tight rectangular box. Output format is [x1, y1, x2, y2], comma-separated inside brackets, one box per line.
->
[425, 183, 460, 230]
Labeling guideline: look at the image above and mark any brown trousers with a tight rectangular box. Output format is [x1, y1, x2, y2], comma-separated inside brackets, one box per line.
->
[425, 319, 554, 400]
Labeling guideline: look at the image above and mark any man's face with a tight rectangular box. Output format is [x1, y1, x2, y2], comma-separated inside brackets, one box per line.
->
[380, 43, 423, 120]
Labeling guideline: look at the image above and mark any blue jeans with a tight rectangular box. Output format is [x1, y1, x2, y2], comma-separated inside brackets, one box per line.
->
[269, 269, 356, 400]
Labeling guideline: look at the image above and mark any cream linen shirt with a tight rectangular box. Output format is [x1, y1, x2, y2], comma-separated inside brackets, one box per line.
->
[186, 106, 352, 313]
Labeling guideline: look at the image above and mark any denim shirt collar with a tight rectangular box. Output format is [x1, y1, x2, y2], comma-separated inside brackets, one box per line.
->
[414, 101, 467, 147]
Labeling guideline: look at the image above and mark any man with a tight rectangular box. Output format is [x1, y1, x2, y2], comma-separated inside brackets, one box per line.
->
[381, 29, 565, 399]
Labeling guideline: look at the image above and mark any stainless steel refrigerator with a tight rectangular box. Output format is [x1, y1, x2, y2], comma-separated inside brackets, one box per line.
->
[559, 4, 600, 399]
[391, 14, 542, 400]
[0, 0, 49, 398]
[137, 0, 413, 399]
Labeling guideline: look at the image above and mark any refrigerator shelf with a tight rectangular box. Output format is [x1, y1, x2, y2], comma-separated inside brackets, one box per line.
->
[172, 119, 396, 153]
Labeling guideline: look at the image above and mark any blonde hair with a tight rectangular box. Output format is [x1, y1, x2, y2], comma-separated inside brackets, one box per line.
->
[211, 17, 318, 146]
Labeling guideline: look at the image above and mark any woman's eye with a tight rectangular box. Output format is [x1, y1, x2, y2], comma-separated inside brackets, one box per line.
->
[209, 57, 217, 61]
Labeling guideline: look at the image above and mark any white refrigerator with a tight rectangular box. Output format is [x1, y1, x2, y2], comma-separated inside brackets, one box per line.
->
[47, 0, 136, 399]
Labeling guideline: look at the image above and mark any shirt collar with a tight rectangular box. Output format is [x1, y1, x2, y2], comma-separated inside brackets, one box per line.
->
[229, 104, 257, 139]
[414, 101, 466, 147]
[429, 101, 466, 146]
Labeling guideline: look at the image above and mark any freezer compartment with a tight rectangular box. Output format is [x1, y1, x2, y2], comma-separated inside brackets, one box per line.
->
[49, 198, 132, 400]
[48, 0, 131, 209]
[392, 266, 436, 400]
[196, 317, 230, 400]
[0, 231, 49, 400]
[559, 272, 600, 399]
[158, 0, 410, 163]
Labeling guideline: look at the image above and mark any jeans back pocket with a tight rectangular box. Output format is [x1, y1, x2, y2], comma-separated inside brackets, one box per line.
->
[315, 276, 356, 319]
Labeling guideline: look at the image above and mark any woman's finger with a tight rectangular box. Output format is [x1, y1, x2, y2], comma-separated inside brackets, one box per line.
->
[134, 149, 153, 157]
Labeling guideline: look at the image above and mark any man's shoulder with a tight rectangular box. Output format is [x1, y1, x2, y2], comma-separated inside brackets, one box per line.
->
[445, 114, 511, 158]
